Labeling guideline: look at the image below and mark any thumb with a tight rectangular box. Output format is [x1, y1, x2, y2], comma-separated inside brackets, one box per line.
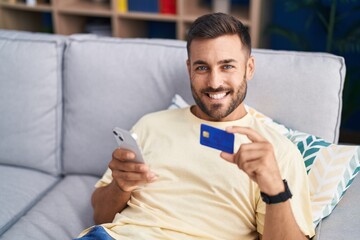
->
[220, 152, 235, 164]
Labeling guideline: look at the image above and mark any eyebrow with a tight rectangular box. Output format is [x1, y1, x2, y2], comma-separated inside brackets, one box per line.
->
[192, 59, 237, 66]
[218, 59, 237, 64]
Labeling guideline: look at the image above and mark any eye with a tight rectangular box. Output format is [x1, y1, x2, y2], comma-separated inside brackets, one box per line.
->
[222, 65, 234, 70]
[195, 66, 209, 71]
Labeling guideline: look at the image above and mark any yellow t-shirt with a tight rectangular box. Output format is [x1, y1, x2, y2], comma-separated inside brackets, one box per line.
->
[93, 107, 315, 239]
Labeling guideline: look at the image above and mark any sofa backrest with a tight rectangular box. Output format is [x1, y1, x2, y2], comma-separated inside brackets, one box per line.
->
[62, 35, 345, 177]
[0, 30, 65, 176]
[0, 30, 345, 177]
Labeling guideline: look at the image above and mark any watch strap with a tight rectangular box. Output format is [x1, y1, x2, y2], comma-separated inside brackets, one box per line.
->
[260, 179, 292, 204]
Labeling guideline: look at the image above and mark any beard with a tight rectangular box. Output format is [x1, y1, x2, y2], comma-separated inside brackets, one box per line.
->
[191, 74, 247, 121]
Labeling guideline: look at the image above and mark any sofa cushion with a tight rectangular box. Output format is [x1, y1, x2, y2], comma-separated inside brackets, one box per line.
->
[0, 175, 97, 240]
[248, 49, 345, 144]
[0, 165, 59, 235]
[0, 30, 65, 175]
[62, 36, 191, 176]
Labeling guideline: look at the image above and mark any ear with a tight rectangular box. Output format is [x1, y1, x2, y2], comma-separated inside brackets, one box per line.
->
[245, 56, 255, 81]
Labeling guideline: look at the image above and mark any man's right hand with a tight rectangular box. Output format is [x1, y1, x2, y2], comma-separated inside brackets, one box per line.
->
[92, 147, 157, 224]
[109, 148, 158, 192]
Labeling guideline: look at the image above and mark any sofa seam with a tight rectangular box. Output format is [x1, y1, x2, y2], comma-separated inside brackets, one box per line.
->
[60, 38, 72, 175]
[57, 39, 67, 177]
[0, 35, 64, 45]
[68, 38, 186, 49]
[252, 48, 343, 60]
[333, 57, 346, 144]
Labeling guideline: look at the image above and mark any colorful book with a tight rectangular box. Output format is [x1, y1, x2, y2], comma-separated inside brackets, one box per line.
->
[160, 0, 176, 15]
[128, 0, 158, 13]
[117, 0, 128, 13]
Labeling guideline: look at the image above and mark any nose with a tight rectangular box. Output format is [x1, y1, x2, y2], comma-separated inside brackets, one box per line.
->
[207, 70, 224, 89]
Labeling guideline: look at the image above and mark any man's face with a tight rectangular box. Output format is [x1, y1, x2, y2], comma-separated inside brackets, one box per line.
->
[187, 34, 255, 121]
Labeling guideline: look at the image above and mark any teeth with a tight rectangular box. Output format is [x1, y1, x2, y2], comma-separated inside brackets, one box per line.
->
[209, 93, 226, 99]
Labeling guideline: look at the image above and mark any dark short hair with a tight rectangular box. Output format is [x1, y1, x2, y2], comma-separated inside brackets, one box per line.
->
[186, 12, 251, 56]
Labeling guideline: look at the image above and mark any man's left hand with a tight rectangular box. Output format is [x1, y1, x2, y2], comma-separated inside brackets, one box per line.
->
[220, 126, 284, 195]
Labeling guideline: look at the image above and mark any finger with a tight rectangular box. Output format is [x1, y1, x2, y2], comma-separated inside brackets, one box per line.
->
[239, 144, 269, 158]
[239, 142, 265, 151]
[117, 180, 147, 192]
[225, 126, 266, 143]
[222, 148, 264, 166]
[108, 158, 149, 174]
[113, 170, 157, 181]
[220, 146, 265, 164]
[239, 157, 262, 172]
[112, 148, 136, 161]
[239, 160, 260, 181]
[116, 162, 149, 173]
[220, 152, 235, 163]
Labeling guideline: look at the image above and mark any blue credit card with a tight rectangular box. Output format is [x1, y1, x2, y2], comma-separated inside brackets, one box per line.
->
[200, 124, 234, 154]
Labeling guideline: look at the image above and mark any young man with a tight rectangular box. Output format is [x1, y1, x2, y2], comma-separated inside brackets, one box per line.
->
[80, 13, 315, 240]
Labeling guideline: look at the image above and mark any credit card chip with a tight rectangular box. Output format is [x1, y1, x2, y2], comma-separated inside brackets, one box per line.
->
[202, 130, 210, 138]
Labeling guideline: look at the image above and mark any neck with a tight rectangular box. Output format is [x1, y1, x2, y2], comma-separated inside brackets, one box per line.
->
[191, 104, 247, 122]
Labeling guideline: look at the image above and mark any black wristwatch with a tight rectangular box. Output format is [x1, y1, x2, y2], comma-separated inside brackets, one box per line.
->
[261, 179, 292, 204]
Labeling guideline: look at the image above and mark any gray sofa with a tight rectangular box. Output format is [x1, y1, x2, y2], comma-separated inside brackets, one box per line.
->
[0, 29, 358, 239]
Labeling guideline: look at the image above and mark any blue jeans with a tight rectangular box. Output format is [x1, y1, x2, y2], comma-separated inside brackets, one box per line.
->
[74, 226, 114, 240]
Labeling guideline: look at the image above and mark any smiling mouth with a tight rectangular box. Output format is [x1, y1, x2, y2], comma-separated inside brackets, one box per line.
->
[206, 92, 230, 100]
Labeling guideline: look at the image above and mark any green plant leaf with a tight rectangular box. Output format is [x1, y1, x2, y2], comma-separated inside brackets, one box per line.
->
[308, 1, 330, 32]
[316, 10, 329, 30]
[283, 0, 317, 12]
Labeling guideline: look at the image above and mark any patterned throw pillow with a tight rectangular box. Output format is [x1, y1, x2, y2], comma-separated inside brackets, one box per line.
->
[171, 94, 360, 227]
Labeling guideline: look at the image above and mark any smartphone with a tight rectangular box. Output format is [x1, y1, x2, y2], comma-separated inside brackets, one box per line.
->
[112, 127, 145, 163]
[200, 124, 234, 154]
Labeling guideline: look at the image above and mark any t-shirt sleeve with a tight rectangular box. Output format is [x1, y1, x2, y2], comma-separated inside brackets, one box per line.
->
[95, 168, 113, 188]
[286, 149, 315, 237]
[255, 144, 315, 238]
